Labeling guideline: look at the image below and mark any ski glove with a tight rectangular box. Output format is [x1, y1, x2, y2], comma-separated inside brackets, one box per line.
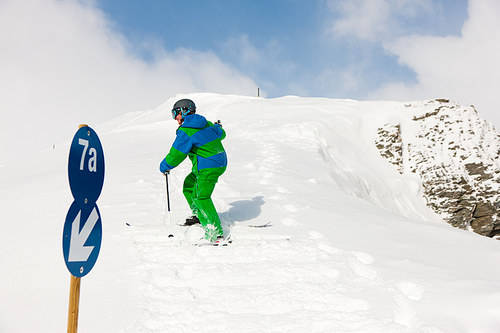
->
[214, 120, 222, 127]
[159, 159, 172, 174]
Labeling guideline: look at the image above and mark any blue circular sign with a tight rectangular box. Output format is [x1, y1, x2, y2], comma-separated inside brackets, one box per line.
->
[68, 126, 105, 209]
[62, 201, 102, 277]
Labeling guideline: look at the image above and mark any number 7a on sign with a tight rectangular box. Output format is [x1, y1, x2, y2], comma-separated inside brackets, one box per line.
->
[78, 138, 97, 172]
[68, 125, 105, 209]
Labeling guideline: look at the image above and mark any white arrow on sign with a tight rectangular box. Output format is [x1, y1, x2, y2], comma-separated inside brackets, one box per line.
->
[68, 207, 99, 262]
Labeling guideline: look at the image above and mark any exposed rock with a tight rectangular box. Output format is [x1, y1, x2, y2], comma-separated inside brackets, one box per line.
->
[376, 123, 403, 173]
[375, 99, 500, 238]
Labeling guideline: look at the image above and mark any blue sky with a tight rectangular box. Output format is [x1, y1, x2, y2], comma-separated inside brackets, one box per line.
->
[1, 0, 500, 164]
[95, 0, 468, 99]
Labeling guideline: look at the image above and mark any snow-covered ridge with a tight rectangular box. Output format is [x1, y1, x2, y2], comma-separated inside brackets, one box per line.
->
[2, 93, 500, 332]
[376, 99, 500, 237]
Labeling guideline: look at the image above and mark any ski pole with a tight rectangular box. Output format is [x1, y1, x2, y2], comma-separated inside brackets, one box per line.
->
[165, 173, 174, 238]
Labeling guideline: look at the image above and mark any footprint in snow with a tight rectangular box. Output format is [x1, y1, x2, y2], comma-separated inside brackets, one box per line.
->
[394, 281, 425, 301]
[308, 231, 325, 239]
[352, 251, 375, 265]
[280, 217, 299, 226]
[391, 282, 425, 328]
[282, 204, 298, 213]
[348, 251, 377, 280]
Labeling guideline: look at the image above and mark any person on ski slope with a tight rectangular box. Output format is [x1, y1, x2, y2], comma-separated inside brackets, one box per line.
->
[159, 98, 227, 243]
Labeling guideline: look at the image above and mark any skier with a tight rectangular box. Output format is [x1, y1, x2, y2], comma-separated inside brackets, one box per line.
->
[159, 99, 227, 245]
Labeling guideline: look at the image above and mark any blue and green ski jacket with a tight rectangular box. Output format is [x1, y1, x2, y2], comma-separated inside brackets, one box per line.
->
[159, 114, 227, 173]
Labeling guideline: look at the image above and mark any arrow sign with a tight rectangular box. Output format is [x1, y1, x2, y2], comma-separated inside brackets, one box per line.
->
[63, 201, 102, 277]
[68, 206, 99, 262]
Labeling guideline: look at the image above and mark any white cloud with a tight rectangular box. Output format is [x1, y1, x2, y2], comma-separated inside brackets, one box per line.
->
[372, 0, 500, 129]
[329, 0, 435, 42]
[219, 34, 296, 96]
[221, 35, 262, 70]
[0, 0, 257, 165]
[330, 0, 391, 41]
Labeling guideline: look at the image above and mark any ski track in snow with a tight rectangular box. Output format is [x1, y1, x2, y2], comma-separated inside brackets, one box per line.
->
[117, 100, 437, 333]
[123, 224, 431, 333]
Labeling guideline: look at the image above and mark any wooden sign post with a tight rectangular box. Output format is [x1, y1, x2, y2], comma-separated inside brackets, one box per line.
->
[67, 275, 81, 333]
[63, 124, 105, 332]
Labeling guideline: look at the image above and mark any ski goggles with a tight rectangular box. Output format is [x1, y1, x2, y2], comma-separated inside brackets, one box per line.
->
[171, 107, 189, 119]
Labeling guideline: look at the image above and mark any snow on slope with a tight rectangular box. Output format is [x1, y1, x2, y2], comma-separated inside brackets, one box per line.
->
[1, 93, 500, 332]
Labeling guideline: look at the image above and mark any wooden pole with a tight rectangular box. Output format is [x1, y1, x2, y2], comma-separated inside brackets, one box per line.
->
[67, 274, 81, 333]
[67, 124, 87, 333]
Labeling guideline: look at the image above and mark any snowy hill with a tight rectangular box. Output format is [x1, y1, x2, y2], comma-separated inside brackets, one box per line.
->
[1, 93, 500, 332]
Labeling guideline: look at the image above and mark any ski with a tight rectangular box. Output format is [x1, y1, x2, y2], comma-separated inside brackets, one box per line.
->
[213, 237, 233, 246]
[194, 237, 233, 247]
[177, 220, 271, 228]
[247, 222, 271, 228]
[177, 221, 200, 227]
[178, 216, 201, 227]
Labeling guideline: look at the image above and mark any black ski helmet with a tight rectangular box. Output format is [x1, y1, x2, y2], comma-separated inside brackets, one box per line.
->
[171, 99, 196, 119]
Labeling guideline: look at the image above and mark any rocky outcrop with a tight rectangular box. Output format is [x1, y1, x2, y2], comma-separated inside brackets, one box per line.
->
[375, 99, 500, 238]
[376, 124, 403, 173]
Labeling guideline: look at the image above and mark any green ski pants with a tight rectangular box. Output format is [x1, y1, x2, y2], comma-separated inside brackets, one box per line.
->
[182, 167, 226, 241]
